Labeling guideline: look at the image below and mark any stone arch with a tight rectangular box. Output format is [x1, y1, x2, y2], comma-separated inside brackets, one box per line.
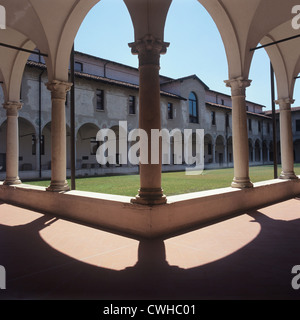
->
[262, 140, 269, 163]
[204, 134, 213, 165]
[18, 118, 37, 171]
[124, 0, 171, 41]
[294, 139, 300, 163]
[215, 135, 225, 166]
[227, 136, 233, 164]
[260, 34, 289, 100]
[41, 122, 52, 170]
[54, 0, 102, 82]
[0, 117, 37, 172]
[197, 0, 242, 78]
[76, 123, 100, 169]
[254, 139, 261, 162]
[0, 27, 37, 102]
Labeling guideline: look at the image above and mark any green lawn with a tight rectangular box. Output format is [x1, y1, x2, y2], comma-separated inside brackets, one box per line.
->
[24, 164, 300, 197]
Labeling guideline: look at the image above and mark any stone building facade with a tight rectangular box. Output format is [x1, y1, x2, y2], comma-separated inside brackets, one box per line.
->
[0, 51, 275, 180]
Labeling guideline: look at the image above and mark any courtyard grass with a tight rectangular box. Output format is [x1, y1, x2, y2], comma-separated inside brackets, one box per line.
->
[24, 164, 300, 197]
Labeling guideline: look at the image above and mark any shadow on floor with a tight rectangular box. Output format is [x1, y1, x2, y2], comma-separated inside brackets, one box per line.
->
[0, 205, 300, 300]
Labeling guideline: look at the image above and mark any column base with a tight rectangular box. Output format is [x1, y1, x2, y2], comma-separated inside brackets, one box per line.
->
[46, 180, 70, 192]
[3, 177, 22, 186]
[131, 188, 167, 206]
[231, 178, 253, 189]
[279, 171, 298, 180]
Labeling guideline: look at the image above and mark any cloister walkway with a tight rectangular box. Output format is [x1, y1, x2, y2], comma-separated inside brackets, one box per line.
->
[0, 198, 300, 300]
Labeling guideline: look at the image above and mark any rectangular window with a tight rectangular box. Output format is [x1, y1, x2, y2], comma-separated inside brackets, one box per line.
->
[221, 99, 224, 106]
[248, 118, 252, 131]
[226, 114, 229, 127]
[267, 122, 270, 134]
[296, 120, 300, 132]
[168, 103, 173, 119]
[74, 61, 83, 72]
[211, 111, 216, 125]
[96, 89, 104, 111]
[258, 121, 261, 132]
[129, 95, 136, 115]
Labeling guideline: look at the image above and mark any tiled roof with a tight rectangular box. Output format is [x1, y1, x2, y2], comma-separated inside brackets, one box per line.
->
[160, 74, 210, 90]
[26, 60, 185, 100]
[206, 102, 272, 119]
[264, 106, 300, 115]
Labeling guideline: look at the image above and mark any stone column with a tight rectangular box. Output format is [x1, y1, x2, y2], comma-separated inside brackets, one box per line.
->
[3, 102, 22, 185]
[212, 142, 216, 164]
[129, 34, 169, 205]
[46, 80, 72, 192]
[223, 142, 227, 167]
[225, 77, 253, 188]
[276, 98, 297, 179]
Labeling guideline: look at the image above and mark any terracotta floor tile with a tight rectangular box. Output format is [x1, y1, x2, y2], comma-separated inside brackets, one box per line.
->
[0, 199, 300, 300]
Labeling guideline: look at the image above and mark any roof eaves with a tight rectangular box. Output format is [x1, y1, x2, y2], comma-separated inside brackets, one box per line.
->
[206, 102, 272, 119]
[161, 74, 210, 90]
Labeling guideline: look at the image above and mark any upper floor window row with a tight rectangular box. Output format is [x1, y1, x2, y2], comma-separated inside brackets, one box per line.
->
[96, 91, 138, 115]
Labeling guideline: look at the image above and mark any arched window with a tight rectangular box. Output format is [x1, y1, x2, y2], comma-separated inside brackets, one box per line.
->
[189, 92, 198, 123]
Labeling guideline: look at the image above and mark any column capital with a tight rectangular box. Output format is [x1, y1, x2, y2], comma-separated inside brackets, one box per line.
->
[224, 77, 252, 97]
[3, 101, 23, 116]
[275, 98, 295, 110]
[46, 80, 72, 100]
[129, 34, 170, 66]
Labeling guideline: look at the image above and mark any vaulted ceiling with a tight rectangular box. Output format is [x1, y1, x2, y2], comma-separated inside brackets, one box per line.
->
[0, 0, 299, 101]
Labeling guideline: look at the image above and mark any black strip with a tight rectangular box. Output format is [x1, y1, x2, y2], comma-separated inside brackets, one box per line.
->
[250, 34, 300, 51]
[0, 42, 48, 57]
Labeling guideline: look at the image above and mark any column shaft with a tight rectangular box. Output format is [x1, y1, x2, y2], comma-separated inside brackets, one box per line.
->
[276, 98, 297, 179]
[3, 102, 22, 185]
[129, 34, 169, 205]
[225, 78, 253, 188]
[46, 80, 72, 192]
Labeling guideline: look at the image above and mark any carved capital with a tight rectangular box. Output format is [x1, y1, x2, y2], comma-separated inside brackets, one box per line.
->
[46, 80, 72, 100]
[3, 101, 23, 117]
[275, 98, 295, 111]
[129, 34, 169, 66]
[224, 77, 252, 97]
